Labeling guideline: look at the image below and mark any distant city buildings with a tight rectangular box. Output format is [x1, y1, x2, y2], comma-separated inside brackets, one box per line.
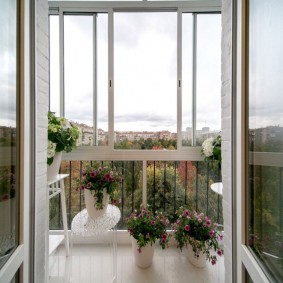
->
[73, 122, 221, 146]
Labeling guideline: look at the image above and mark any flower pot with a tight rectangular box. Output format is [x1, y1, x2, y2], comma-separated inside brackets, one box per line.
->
[132, 238, 155, 268]
[186, 244, 207, 268]
[84, 188, 109, 219]
[0, 198, 16, 257]
[47, 152, 62, 181]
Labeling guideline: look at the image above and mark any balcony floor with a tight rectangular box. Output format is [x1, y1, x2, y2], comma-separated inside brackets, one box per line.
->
[49, 243, 225, 283]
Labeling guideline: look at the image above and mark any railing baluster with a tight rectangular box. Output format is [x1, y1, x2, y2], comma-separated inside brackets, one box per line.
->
[121, 161, 125, 226]
[153, 161, 156, 212]
[196, 161, 199, 211]
[206, 162, 209, 216]
[164, 161, 166, 211]
[79, 161, 82, 213]
[280, 167, 283, 234]
[67, 161, 72, 228]
[131, 161, 135, 212]
[174, 161, 177, 213]
[185, 161, 188, 205]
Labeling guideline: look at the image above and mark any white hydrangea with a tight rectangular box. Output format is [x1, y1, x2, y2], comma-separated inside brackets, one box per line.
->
[47, 140, 57, 158]
[201, 137, 214, 157]
[59, 117, 71, 129]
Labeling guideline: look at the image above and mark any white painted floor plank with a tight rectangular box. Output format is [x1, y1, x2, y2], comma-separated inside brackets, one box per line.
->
[49, 244, 225, 283]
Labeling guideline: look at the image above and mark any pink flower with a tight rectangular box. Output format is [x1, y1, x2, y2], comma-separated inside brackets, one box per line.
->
[176, 219, 180, 225]
[183, 209, 190, 216]
[184, 224, 190, 232]
[87, 182, 92, 189]
[80, 185, 85, 190]
[150, 220, 155, 225]
[209, 230, 214, 237]
[217, 249, 223, 256]
[90, 170, 96, 178]
[211, 258, 217, 265]
[82, 170, 86, 176]
[162, 233, 167, 239]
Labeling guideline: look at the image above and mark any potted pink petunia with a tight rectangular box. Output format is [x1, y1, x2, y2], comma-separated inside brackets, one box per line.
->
[127, 206, 170, 268]
[173, 206, 223, 268]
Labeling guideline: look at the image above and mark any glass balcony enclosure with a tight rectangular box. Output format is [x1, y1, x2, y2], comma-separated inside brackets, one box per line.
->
[48, 1, 223, 236]
[48, 2, 222, 230]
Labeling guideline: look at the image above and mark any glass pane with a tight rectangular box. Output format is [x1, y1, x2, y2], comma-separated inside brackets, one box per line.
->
[49, 15, 60, 115]
[182, 13, 193, 146]
[64, 15, 93, 145]
[248, 0, 283, 281]
[196, 14, 221, 145]
[63, 14, 108, 147]
[0, 0, 19, 270]
[97, 14, 108, 146]
[114, 12, 177, 150]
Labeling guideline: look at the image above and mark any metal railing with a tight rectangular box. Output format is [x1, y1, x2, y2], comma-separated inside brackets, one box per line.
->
[49, 160, 223, 230]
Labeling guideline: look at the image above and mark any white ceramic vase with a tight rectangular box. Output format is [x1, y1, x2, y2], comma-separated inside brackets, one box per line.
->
[47, 152, 62, 181]
[132, 238, 155, 268]
[186, 244, 207, 268]
[84, 188, 109, 219]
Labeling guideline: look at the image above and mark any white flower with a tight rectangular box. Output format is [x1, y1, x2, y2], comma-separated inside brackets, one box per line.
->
[47, 140, 57, 158]
[59, 117, 71, 129]
[202, 137, 214, 157]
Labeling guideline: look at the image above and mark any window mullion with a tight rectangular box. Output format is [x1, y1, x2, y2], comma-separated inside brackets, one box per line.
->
[177, 9, 182, 150]
[93, 14, 97, 146]
[59, 9, 64, 116]
[192, 13, 197, 146]
[108, 9, 114, 149]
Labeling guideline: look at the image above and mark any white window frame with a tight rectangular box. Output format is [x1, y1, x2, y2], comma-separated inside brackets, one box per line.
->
[48, 0, 222, 164]
[0, 0, 31, 282]
[235, 0, 282, 282]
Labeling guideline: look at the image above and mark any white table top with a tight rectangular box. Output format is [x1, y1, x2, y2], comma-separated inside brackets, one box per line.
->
[210, 182, 223, 195]
[47, 174, 69, 185]
[71, 205, 121, 236]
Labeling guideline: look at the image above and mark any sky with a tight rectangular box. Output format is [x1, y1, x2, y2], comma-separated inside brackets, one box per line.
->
[50, 12, 222, 133]
[248, 0, 283, 129]
[2, 3, 283, 133]
[0, 0, 17, 128]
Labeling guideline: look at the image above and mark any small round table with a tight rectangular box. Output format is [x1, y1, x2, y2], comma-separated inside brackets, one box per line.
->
[71, 205, 121, 282]
[210, 182, 223, 195]
[71, 205, 121, 236]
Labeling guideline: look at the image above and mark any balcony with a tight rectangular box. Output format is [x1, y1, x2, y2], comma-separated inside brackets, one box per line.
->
[48, 160, 224, 282]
